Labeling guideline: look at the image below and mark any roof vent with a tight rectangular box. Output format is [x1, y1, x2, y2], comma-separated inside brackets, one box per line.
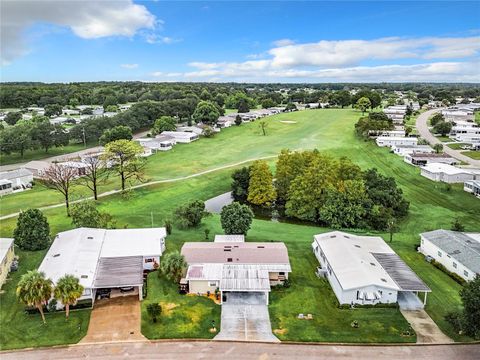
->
[330, 235, 336, 238]
[344, 235, 350, 239]
[257, 246, 265, 248]
[81, 275, 88, 279]
[370, 262, 376, 266]
[87, 236, 93, 240]
[53, 254, 60, 258]
[380, 278, 387, 283]
[354, 244, 361, 248]
[224, 248, 231, 252]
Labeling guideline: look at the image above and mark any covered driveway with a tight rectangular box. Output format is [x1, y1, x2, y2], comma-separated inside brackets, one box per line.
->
[215, 292, 279, 342]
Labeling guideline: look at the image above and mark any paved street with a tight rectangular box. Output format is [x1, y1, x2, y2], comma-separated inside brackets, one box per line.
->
[1, 341, 479, 360]
[415, 109, 480, 167]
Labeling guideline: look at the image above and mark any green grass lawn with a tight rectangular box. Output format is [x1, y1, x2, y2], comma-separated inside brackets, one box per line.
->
[447, 143, 468, 150]
[461, 150, 480, 160]
[1, 108, 478, 347]
[0, 141, 96, 166]
[435, 136, 452, 142]
[0, 249, 91, 350]
[142, 272, 221, 339]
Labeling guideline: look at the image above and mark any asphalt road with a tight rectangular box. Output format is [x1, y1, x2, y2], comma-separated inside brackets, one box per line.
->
[1, 341, 479, 360]
[415, 109, 480, 167]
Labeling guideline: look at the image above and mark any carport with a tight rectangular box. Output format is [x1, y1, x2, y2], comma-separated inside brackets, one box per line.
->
[93, 256, 144, 303]
[219, 264, 271, 305]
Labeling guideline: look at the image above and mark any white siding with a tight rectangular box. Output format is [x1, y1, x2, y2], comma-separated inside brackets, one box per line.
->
[419, 236, 475, 281]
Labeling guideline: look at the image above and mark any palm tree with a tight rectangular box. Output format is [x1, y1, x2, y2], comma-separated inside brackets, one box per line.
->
[54, 275, 84, 319]
[159, 251, 187, 282]
[16, 270, 53, 324]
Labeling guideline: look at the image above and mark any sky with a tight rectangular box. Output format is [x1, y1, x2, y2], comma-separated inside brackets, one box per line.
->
[1, 0, 479, 83]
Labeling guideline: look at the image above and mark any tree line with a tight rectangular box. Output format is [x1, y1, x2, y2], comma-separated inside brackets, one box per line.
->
[231, 150, 409, 231]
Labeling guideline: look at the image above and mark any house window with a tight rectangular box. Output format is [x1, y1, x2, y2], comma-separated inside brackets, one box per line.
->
[145, 258, 154, 263]
[437, 251, 442, 257]
[464, 270, 469, 277]
[453, 262, 457, 269]
[208, 282, 217, 287]
[279, 272, 285, 275]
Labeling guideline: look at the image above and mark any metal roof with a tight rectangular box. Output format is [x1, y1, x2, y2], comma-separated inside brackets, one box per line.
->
[220, 265, 271, 292]
[372, 253, 431, 292]
[93, 256, 143, 288]
[0, 169, 33, 180]
[421, 230, 480, 274]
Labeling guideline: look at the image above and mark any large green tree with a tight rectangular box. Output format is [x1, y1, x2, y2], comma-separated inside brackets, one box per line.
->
[231, 167, 250, 202]
[70, 201, 115, 228]
[220, 202, 254, 235]
[160, 251, 187, 283]
[174, 200, 209, 228]
[44, 104, 63, 117]
[433, 121, 452, 136]
[14, 209, 50, 250]
[247, 160, 277, 206]
[54, 275, 84, 319]
[459, 275, 480, 339]
[102, 140, 145, 191]
[192, 101, 220, 125]
[99, 125, 132, 146]
[5, 111, 22, 125]
[152, 116, 176, 134]
[16, 271, 53, 323]
[356, 97, 371, 115]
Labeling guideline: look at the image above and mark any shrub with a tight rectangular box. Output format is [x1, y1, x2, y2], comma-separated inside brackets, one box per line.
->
[14, 209, 50, 251]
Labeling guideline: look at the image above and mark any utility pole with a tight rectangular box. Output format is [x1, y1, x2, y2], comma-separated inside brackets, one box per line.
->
[82, 127, 86, 148]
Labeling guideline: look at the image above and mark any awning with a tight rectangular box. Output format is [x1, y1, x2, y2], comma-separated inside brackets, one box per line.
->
[93, 256, 143, 288]
[372, 253, 431, 292]
[220, 264, 271, 292]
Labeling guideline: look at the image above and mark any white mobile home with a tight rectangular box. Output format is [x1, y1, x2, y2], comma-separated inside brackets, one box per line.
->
[420, 230, 480, 281]
[38, 227, 167, 305]
[161, 131, 199, 143]
[312, 231, 430, 309]
[464, 180, 480, 197]
[420, 163, 478, 183]
[376, 136, 418, 147]
[0, 169, 33, 192]
[391, 145, 434, 157]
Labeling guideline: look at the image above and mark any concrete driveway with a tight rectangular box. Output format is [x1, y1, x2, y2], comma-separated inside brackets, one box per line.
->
[215, 292, 279, 342]
[401, 309, 453, 344]
[81, 295, 145, 343]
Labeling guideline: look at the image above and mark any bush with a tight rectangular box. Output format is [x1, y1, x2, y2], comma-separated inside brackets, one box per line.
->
[164, 219, 172, 235]
[14, 209, 50, 251]
[47, 299, 57, 313]
[174, 200, 209, 228]
[430, 260, 466, 285]
[220, 202, 254, 235]
[445, 311, 463, 333]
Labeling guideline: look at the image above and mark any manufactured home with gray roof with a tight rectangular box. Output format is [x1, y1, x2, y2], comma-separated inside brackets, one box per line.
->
[420, 230, 480, 281]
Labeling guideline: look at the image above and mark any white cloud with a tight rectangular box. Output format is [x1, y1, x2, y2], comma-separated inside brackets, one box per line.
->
[268, 36, 480, 68]
[145, 33, 182, 44]
[1, 0, 156, 65]
[272, 38, 295, 47]
[162, 35, 480, 82]
[120, 63, 139, 69]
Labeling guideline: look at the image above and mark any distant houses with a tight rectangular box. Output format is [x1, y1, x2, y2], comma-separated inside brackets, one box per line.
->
[181, 237, 291, 305]
[161, 131, 199, 143]
[420, 230, 480, 281]
[312, 231, 430, 309]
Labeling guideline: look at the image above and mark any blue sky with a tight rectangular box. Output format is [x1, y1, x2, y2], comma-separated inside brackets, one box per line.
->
[1, 1, 479, 82]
